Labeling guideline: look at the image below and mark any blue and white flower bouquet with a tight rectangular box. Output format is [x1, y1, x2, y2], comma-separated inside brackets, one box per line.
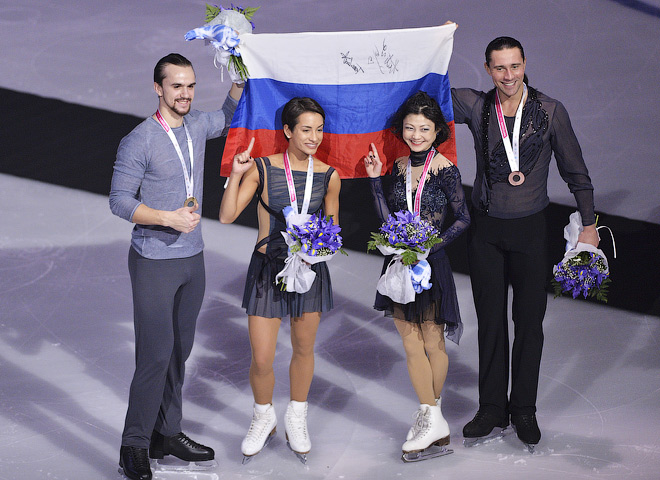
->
[552, 211, 613, 302]
[276, 208, 346, 293]
[367, 210, 442, 304]
[184, 3, 259, 82]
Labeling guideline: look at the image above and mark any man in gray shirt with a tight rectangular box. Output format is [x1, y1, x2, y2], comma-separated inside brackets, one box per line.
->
[110, 53, 243, 480]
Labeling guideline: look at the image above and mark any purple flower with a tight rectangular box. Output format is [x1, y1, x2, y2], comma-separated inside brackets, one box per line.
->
[378, 211, 437, 249]
[286, 212, 343, 257]
[552, 251, 610, 302]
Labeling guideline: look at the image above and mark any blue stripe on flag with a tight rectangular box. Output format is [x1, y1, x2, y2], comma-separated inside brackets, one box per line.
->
[230, 73, 453, 134]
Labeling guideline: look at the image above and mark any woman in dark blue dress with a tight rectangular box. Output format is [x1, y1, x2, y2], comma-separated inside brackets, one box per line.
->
[364, 91, 469, 459]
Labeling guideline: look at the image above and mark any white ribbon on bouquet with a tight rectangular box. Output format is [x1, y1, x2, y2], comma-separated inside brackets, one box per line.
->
[554, 211, 615, 278]
[375, 244, 432, 305]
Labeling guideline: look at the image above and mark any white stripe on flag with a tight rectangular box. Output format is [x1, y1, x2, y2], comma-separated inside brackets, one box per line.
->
[238, 23, 456, 85]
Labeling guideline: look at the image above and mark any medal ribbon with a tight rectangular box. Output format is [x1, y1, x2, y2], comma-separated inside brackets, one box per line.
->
[155, 110, 194, 200]
[494, 83, 527, 175]
[406, 148, 435, 215]
[283, 150, 314, 216]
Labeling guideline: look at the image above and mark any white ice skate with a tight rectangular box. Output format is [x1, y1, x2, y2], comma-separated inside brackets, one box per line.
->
[401, 404, 453, 463]
[241, 403, 277, 464]
[406, 397, 443, 441]
[285, 400, 311, 464]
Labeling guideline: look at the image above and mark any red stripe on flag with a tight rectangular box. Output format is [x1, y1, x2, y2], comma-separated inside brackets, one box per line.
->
[221, 122, 457, 179]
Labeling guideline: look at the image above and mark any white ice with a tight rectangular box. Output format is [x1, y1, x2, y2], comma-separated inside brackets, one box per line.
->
[1, 174, 659, 479]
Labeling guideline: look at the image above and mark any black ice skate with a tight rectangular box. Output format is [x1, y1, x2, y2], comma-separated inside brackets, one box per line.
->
[462, 410, 510, 447]
[148, 431, 217, 472]
[119, 446, 152, 480]
[511, 413, 541, 454]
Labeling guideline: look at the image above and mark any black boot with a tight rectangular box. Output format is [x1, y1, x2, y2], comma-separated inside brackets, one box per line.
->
[463, 410, 509, 438]
[149, 431, 215, 462]
[119, 446, 152, 480]
[511, 414, 541, 445]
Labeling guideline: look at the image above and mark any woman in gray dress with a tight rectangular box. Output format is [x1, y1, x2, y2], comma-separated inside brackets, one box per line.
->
[220, 97, 341, 464]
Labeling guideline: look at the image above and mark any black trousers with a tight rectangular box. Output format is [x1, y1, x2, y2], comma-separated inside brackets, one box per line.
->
[467, 210, 548, 417]
[122, 248, 205, 448]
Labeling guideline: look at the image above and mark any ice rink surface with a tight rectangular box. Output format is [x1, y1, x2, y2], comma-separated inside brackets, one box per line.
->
[1, 174, 659, 479]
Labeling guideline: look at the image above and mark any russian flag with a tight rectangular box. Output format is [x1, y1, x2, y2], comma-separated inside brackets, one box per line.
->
[222, 23, 457, 178]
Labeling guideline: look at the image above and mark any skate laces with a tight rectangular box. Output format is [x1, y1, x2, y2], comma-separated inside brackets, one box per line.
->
[173, 433, 204, 450]
[411, 407, 430, 438]
[245, 409, 275, 445]
[286, 407, 309, 439]
[513, 414, 536, 429]
[128, 447, 150, 470]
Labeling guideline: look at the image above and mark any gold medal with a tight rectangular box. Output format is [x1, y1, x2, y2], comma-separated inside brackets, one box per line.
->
[508, 171, 525, 186]
[184, 196, 198, 208]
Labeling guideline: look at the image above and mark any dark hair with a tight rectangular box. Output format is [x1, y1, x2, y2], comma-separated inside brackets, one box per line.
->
[281, 97, 326, 135]
[390, 91, 450, 147]
[485, 36, 525, 65]
[485, 37, 528, 85]
[154, 53, 193, 85]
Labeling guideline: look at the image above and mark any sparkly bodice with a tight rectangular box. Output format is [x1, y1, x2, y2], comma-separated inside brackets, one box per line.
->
[370, 150, 470, 254]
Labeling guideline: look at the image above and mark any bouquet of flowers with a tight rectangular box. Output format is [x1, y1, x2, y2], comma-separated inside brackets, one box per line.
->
[367, 210, 442, 304]
[184, 3, 260, 83]
[552, 211, 614, 302]
[275, 208, 346, 293]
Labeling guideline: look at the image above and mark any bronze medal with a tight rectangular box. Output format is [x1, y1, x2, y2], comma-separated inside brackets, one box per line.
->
[508, 171, 525, 186]
[184, 196, 198, 208]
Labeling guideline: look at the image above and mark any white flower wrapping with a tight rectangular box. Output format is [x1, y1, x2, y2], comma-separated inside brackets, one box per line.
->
[275, 212, 339, 294]
[184, 8, 253, 83]
[207, 10, 252, 83]
[375, 244, 432, 305]
[555, 211, 610, 276]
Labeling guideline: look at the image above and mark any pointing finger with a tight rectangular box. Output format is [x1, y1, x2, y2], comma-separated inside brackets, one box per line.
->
[246, 137, 255, 156]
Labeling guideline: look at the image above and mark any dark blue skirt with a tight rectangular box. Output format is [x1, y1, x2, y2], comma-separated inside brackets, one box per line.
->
[374, 248, 463, 344]
[242, 250, 334, 318]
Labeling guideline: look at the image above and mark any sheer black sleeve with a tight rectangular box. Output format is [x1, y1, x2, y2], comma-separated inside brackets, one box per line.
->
[369, 176, 391, 224]
[429, 165, 470, 254]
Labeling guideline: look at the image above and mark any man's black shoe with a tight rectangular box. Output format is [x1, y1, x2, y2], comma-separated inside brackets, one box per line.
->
[511, 414, 541, 444]
[149, 431, 215, 462]
[119, 445, 152, 480]
[463, 410, 509, 438]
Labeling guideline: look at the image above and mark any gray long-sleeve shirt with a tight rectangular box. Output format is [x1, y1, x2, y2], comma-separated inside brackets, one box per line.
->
[109, 94, 237, 259]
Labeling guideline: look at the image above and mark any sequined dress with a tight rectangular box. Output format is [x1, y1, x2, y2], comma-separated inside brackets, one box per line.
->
[242, 157, 335, 318]
[369, 148, 470, 344]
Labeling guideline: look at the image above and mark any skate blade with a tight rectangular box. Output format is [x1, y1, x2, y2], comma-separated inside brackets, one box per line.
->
[402, 444, 454, 463]
[286, 442, 309, 465]
[151, 457, 217, 471]
[463, 426, 511, 448]
[510, 425, 539, 454]
[118, 466, 139, 479]
[242, 429, 276, 464]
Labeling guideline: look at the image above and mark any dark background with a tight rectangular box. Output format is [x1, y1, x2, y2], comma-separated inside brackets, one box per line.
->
[4, 86, 658, 315]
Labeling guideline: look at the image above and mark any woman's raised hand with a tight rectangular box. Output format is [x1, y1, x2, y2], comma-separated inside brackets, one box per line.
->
[231, 137, 256, 176]
[364, 142, 384, 178]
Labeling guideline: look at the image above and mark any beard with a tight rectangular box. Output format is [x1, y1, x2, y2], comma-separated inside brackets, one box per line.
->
[165, 97, 192, 117]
